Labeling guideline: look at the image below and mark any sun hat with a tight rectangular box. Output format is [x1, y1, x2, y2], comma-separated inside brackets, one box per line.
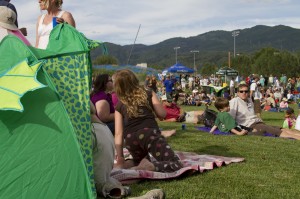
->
[0, 26, 9, 41]
[0, 6, 18, 30]
[192, 89, 199, 93]
[161, 95, 167, 101]
[282, 97, 288, 102]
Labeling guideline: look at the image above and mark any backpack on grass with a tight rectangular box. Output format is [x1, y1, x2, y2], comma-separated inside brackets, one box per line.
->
[197, 107, 217, 127]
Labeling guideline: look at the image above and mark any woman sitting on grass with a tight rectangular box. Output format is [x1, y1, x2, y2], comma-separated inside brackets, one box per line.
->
[113, 69, 183, 172]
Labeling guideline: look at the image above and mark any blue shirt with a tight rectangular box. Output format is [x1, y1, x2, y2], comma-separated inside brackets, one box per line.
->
[164, 79, 174, 93]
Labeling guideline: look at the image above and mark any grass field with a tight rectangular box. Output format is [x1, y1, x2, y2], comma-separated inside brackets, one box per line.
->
[128, 104, 300, 199]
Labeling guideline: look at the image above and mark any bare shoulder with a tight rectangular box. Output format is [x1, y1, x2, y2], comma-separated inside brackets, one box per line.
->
[61, 11, 76, 27]
[62, 11, 74, 17]
[37, 14, 43, 23]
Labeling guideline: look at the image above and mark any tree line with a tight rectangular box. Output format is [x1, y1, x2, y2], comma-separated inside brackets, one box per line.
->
[200, 47, 300, 78]
[93, 47, 300, 78]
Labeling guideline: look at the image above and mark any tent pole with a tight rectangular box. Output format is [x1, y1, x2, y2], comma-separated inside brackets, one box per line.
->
[228, 51, 231, 68]
[127, 24, 141, 65]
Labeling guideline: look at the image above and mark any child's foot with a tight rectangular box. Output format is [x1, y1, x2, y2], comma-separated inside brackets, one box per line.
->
[251, 128, 258, 133]
[161, 130, 176, 138]
[129, 189, 165, 199]
[130, 158, 155, 171]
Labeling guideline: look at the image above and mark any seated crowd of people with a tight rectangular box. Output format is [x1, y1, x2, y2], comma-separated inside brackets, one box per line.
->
[7, 1, 300, 197]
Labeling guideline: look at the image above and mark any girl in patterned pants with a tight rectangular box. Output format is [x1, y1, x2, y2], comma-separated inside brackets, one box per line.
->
[114, 69, 182, 172]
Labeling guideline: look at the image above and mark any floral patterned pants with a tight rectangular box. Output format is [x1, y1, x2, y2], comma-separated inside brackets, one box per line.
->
[124, 128, 183, 172]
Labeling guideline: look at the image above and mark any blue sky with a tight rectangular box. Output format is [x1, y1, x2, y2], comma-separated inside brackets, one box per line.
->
[14, 0, 300, 46]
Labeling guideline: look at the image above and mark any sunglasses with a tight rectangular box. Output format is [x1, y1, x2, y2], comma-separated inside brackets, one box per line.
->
[239, 90, 249, 93]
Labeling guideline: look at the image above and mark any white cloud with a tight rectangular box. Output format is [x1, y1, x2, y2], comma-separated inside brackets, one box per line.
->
[13, 0, 300, 46]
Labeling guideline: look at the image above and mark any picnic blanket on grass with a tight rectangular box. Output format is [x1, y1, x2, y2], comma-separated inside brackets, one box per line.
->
[111, 150, 244, 184]
[196, 126, 276, 137]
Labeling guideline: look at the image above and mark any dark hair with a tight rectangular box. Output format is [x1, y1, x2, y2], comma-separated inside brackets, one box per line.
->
[286, 107, 294, 115]
[214, 97, 229, 111]
[90, 74, 109, 96]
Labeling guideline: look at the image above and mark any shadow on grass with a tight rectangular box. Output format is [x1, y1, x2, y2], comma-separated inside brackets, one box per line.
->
[193, 145, 243, 157]
[263, 118, 284, 122]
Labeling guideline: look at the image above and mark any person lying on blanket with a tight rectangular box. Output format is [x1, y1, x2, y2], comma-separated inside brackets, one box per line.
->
[161, 95, 204, 123]
[229, 83, 300, 140]
[113, 69, 183, 172]
[209, 97, 256, 135]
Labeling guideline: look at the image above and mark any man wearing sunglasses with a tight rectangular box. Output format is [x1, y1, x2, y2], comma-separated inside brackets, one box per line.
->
[229, 84, 300, 139]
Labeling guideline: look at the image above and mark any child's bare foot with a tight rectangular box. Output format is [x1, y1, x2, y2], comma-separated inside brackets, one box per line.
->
[251, 128, 258, 133]
[130, 158, 155, 171]
[123, 159, 136, 168]
[161, 129, 176, 138]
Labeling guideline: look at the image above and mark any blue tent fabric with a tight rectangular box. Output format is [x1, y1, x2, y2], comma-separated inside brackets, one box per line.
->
[164, 63, 194, 73]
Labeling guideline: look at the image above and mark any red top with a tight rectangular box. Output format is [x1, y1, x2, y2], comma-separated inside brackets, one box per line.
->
[163, 103, 181, 119]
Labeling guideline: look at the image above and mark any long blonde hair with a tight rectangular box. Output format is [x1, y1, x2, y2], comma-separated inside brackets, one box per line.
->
[114, 69, 152, 118]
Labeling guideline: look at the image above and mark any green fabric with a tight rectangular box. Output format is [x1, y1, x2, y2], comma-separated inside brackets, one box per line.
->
[0, 60, 46, 112]
[39, 24, 100, 192]
[42, 53, 95, 190]
[0, 36, 37, 74]
[0, 60, 93, 198]
[0, 24, 100, 198]
[215, 112, 237, 132]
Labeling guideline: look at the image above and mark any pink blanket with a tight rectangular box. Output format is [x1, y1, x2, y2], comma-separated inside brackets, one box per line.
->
[111, 151, 244, 184]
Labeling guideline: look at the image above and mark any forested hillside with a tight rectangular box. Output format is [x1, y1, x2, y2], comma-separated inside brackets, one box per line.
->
[91, 25, 300, 77]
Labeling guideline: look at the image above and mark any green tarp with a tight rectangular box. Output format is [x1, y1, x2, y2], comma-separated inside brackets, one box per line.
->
[0, 24, 99, 198]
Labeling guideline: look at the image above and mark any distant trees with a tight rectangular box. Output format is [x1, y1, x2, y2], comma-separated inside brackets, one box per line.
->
[93, 55, 118, 65]
[224, 47, 300, 77]
[199, 63, 218, 75]
[91, 47, 300, 78]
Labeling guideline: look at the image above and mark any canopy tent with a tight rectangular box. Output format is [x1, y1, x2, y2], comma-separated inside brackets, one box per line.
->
[162, 63, 194, 75]
[202, 85, 229, 97]
[0, 24, 99, 198]
[215, 67, 239, 84]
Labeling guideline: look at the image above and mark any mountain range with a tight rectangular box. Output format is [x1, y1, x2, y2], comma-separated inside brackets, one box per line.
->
[90, 25, 300, 70]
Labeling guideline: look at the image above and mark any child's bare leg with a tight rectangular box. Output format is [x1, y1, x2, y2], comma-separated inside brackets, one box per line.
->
[280, 129, 300, 140]
[161, 130, 176, 138]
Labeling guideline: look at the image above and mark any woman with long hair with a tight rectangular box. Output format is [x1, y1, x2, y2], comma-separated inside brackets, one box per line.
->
[36, 0, 76, 49]
[113, 69, 182, 172]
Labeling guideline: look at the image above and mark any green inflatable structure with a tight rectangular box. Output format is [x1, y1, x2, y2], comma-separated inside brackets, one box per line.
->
[0, 24, 99, 198]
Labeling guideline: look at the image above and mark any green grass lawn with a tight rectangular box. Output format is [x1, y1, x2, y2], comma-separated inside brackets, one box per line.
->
[128, 104, 300, 199]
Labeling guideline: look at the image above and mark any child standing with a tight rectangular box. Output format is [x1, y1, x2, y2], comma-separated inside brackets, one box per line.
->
[282, 107, 296, 129]
[210, 97, 250, 135]
[113, 69, 182, 172]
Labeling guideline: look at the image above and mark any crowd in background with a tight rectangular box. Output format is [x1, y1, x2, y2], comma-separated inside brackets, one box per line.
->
[144, 73, 300, 112]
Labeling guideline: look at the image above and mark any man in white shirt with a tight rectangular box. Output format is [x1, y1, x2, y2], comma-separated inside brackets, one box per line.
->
[188, 75, 194, 90]
[229, 77, 235, 97]
[229, 84, 300, 139]
[250, 75, 261, 118]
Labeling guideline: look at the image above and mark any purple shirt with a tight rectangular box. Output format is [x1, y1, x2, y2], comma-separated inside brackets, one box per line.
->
[111, 92, 119, 108]
[91, 91, 115, 114]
